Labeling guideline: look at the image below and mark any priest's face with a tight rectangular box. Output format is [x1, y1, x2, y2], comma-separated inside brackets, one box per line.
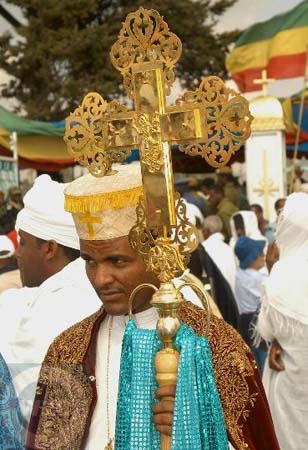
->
[80, 236, 159, 315]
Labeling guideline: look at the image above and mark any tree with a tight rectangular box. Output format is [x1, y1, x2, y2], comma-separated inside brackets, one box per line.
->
[0, 0, 240, 121]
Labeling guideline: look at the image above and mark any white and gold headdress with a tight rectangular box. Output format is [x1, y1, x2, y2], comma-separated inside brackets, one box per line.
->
[64, 163, 142, 241]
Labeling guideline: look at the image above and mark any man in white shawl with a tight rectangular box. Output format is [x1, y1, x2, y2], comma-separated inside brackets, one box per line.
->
[0, 174, 101, 431]
[256, 192, 308, 450]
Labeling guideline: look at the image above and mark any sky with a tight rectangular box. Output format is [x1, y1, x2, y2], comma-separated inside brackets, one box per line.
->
[0, 0, 304, 34]
[216, 0, 304, 32]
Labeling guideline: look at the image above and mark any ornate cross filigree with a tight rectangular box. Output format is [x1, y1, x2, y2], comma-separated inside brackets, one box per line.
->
[64, 7, 252, 278]
[64, 12, 253, 450]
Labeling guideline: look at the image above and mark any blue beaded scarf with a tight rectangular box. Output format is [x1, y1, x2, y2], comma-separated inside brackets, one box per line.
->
[0, 353, 24, 450]
[115, 320, 229, 450]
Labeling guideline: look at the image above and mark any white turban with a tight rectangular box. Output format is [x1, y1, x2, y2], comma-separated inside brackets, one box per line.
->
[16, 175, 79, 250]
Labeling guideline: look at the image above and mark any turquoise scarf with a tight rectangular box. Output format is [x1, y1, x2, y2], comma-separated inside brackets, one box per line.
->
[0, 353, 24, 450]
[115, 320, 229, 450]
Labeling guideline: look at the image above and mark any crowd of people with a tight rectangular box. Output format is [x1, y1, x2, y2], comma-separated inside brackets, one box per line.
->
[0, 162, 307, 450]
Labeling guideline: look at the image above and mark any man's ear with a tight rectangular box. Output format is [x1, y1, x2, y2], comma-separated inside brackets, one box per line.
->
[45, 240, 59, 260]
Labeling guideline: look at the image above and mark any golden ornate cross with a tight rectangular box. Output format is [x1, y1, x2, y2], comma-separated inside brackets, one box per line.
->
[65, 7, 252, 277]
[64, 11, 253, 450]
[253, 69, 275, 96]
[253, 149, 279, 218]
[78, 212, 101, 240]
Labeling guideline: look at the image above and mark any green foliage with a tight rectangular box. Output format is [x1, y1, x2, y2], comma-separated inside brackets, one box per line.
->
[0, 0, 240, 120]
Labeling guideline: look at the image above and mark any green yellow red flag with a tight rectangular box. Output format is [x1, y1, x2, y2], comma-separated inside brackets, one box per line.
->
[226, 0, 308, 92]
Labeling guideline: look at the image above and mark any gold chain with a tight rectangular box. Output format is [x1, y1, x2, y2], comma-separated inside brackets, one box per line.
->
[104, 316, 114, 450]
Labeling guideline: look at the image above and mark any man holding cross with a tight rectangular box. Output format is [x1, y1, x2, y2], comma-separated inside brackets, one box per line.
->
[28, 8, 279, 450]
[25, 162, 280, 450]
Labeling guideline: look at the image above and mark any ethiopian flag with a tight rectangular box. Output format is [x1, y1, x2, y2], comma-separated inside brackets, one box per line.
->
[226, 0, 308, 92]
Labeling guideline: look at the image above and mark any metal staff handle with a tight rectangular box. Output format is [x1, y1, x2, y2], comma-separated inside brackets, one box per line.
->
[128, 283, 158, 319]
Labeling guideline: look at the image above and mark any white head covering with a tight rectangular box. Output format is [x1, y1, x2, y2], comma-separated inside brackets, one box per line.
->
[276, 192, 308, 260]
[16, 174, 79, 250]
[0, 235, 15, 258]
[181, 199, 203, 227]
[229, 210, 266, 249]
[264, 192, 308, 325]
[64, 163, 142, 240]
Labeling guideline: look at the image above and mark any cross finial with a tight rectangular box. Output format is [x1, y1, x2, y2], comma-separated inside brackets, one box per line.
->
[253, 69, 275, 96]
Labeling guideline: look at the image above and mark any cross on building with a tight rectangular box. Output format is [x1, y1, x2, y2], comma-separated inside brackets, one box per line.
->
[253, 69, 275, 96]
[253, 149, 279, 218]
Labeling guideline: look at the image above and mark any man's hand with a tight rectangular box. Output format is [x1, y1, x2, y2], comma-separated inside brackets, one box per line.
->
[269, 340, 285, 371]
[152, 384, 176, 436]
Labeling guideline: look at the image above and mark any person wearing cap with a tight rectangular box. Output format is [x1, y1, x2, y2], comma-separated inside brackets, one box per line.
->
[0, 174, 101, 430]
[26, 163, 280, 450]
[0, 235, 21, 292]
[234, 236, 267, 372]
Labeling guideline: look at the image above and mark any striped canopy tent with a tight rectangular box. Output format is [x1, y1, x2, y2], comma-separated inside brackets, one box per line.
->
[0, 92, 307, 176]
[0, 106, 73, 171]
[226, 0, 308, 93]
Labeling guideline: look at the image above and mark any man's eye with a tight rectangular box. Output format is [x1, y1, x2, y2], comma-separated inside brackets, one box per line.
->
[85, 259, 96, 267]
[112, 257, 126, 265]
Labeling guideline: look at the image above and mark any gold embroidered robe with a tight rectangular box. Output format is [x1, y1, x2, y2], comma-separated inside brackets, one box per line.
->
[26, 302, 280, 450]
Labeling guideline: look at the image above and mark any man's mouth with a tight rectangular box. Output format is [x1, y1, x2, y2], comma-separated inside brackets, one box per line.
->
[99, 290, 124, 301]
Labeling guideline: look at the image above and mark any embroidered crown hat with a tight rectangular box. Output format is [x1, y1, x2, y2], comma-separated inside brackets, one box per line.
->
[64, 162, 142, 240]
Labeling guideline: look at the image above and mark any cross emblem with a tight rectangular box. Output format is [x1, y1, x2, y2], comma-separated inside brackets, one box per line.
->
[253, 149, 279, 218]
[78, 212, 101, 240]
[253, 69, 275, 96]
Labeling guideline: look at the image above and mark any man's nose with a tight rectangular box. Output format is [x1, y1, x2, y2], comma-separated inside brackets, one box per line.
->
[93, 266, 115, 287]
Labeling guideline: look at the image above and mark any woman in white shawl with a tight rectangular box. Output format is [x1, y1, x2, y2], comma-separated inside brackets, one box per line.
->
[229, 210, 266, 250]
[256, 192, 308, 450]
